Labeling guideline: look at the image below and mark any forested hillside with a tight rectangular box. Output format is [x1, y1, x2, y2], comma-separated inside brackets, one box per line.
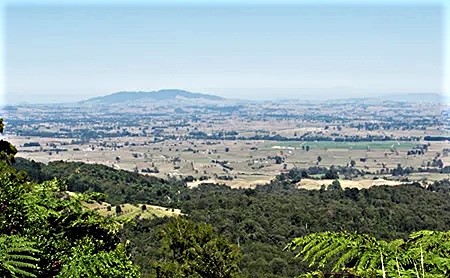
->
[13, 158, 185, 206]
[10, 153, 450, 277]
[121, 182, 450, 277]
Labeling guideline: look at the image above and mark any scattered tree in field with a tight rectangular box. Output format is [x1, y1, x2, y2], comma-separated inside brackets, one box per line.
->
[115, 205, 123, 215]
[317, 156, 322, 164]
[274, 156, 284, 164]
[327, 179, 342, 191]
[324, 168, 339, 179]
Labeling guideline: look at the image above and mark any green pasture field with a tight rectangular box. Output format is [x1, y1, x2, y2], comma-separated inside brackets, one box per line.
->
[83, 201, 181, 221]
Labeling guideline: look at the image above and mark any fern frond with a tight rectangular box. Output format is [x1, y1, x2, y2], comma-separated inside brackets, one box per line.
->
[319, 241, 349, 268]
[356, 248, 373, 269]
[0, 235, 40, 278]
[315, 240, 343, 267]
[4, 264, 38, 277]
[333, 246, 360, 271]
[304, 237, 335, 265]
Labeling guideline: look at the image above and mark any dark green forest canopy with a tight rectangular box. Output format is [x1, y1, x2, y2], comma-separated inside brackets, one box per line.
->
[11, 157, 450, 277]
[13, 158, 185, 206]
[122, 180, 450, 277]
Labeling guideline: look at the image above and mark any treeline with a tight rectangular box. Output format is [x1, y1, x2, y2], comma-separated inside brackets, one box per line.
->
[276, 163, 449, 181]
[349, 119, 440, 131]
[276, 165, 363, 182]
[12, 129, 141, 139]
[424, 136, 450, 141]
[182, 133, 421, 142]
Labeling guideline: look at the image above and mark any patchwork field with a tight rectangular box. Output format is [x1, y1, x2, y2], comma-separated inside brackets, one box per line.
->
[6, 99, 449, 190]
[13, 136, 449, 189]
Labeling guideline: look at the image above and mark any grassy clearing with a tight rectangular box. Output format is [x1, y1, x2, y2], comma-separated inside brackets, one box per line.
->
[83, 201, 182, 220]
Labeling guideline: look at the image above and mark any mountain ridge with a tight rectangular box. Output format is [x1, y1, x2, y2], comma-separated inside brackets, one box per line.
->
[81, 89, 224, 104]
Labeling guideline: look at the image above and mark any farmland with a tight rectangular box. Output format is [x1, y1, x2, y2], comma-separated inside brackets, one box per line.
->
[3, 95, 449, 189]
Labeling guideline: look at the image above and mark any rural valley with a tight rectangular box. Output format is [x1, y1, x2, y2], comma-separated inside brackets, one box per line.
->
[2, 2, 449, 277]
[1, 89, 449, 277]
[5, 90, 449, 190]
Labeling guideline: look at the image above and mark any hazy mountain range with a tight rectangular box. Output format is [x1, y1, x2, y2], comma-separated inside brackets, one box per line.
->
[3, 89, 448, 106]
[81, 89, 224, 104]
[80, 89, 446, 105]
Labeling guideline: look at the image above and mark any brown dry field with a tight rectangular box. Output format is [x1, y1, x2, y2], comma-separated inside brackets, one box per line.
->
[297, 178, 405, 190]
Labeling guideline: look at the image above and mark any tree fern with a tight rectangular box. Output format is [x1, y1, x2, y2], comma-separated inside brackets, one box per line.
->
[287, 230, 450, 277]
[286, 231, 386, 273]
[0, 235, 40, 277]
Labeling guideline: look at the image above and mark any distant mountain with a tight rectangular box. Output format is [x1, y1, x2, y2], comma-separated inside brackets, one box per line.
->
[81, 89, 224, 104]
[0, 105, 18, 111]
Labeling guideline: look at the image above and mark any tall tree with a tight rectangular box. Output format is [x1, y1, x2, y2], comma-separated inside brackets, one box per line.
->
[0, 118, 17, 164]
[156, 217, 242, 278]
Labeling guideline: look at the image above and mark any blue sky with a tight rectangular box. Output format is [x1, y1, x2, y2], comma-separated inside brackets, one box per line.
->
[1, 0, 448, 103]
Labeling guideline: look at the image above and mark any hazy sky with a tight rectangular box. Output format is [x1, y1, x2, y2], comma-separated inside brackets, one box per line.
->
[2, 0, 447, 103]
